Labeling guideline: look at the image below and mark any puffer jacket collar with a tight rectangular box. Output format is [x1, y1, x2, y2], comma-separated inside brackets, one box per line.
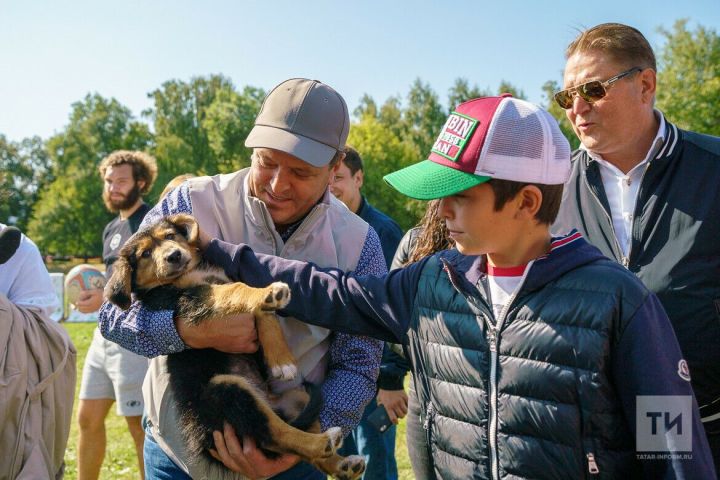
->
[439, 231, 607, 300]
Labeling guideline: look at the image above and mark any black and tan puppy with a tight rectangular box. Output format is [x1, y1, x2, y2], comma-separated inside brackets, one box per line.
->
[104, 213, 365, 479]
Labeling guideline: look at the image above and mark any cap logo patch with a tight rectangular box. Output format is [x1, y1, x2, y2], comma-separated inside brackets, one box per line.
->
[431, 112, 478, 162]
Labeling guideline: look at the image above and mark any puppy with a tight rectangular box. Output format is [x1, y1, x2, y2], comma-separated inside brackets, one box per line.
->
[104, 213, 365, 479]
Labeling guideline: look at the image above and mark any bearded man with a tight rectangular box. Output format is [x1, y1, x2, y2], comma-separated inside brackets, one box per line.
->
[76, 150, 157, 480]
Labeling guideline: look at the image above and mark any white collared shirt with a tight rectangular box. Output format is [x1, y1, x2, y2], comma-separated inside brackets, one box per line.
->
[584, 112, 666, 257]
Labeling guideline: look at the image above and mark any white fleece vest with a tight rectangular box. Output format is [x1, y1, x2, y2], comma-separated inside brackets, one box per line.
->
[144, 168, 368, 478]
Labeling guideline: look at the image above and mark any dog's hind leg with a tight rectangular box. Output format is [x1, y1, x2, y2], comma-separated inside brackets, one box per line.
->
[303, 421, 366, 480]
[256, 311, 297, 380]
[314, 454, 366, 480]
[209, 375, 342, 460]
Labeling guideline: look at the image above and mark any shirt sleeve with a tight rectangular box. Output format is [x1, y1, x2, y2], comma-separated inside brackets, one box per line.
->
[320, 227, 384, 435]
[611, 293, 717, 479]
[0, 233, 58, 318]
[97, 184, 192, 357]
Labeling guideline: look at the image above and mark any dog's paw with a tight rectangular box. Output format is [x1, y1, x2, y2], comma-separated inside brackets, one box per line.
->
[323, 427, 343, 457]
[262, 282, 291, 310]
[271, 362, 298, 381]
[335, 455, 366, 480]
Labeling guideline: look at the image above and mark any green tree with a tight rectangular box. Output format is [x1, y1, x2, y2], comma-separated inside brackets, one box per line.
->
[145, 75, 236, 189]
[656, 20, 720, 136]
[0, 135, 53, 231]
[404, 79, 447, 157]
[204, 85, 265, 175]
[28, 94, 152, 256]
[497, 80, 526, 100]
[348, 116, 424, 231]
[447, 78, 490, 109]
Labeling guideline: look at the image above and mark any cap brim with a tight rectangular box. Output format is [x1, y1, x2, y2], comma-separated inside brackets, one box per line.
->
[245, 125, 338, 167]
[383, 160, 490, 200]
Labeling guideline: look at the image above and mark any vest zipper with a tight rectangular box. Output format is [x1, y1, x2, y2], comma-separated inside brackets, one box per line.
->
[487, 262, 533, 480]
[582, 171, 627, 267]
[586, 453, 600, 475]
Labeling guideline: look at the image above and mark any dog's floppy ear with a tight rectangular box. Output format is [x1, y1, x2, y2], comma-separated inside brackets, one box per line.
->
[168, 213, 199, 245]
[104, 255, 133, 310]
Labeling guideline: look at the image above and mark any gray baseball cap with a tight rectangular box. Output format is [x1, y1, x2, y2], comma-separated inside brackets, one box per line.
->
[245, 78, 350, 167]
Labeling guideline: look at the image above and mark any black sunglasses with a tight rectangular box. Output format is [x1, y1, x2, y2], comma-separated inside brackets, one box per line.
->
[554, 67, 642, 109]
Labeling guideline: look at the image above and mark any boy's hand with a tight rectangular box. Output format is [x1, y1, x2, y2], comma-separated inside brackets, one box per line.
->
[75, 288, 104, 313]
[210, 423, 300, 478]
[377, 388, 408, 424]
[175, 313, 259, 353]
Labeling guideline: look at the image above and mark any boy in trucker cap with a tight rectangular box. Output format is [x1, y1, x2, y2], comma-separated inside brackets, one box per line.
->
[204, 95, 714, 479]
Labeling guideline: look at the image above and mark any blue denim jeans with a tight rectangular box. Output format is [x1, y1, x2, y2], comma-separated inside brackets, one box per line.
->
[143, 420, 325, 480]
[339, 397, 398, 480]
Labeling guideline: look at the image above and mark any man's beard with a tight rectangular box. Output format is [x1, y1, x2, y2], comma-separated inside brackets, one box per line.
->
[103, 183, 142, 213]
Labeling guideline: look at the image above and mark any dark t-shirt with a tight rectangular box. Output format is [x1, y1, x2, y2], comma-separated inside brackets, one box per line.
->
[102, 203, 150, 278]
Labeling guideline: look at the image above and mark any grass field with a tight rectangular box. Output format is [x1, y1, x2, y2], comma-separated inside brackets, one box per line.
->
[61, 322, 414, 479]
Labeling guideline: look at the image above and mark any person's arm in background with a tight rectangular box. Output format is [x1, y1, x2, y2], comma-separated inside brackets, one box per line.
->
[612, 293, 716, 479]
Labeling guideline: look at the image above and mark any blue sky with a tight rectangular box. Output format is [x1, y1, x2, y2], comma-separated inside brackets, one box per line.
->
[1, 0, 718, 142]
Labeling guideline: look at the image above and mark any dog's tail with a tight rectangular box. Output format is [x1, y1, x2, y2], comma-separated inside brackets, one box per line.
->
[288, 381, 323, 431]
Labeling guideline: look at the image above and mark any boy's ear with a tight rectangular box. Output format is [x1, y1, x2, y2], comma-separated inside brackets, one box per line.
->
[168, 213, 199, 244]
[516, 185, 543, 219]
[104, 256, 133, 310]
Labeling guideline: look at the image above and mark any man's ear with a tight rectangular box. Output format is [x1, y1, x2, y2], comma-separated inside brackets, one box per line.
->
[168, 213, 199, 244]
[639, 68, 657, 105]
[355, 169, 364, 189]
[104, 256, 133, 310]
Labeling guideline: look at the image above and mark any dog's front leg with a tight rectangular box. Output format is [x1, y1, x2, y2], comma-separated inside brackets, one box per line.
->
[256, 311, 297, 380]
[206, 281, 291, 316]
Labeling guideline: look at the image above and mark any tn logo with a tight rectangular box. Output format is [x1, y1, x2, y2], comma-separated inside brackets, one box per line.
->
[646, 411, 683, 435]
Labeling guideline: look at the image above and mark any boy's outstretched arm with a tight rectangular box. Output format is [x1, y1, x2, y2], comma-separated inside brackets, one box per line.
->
[612, 293, 716, 479]
[203, 238, 426, 344]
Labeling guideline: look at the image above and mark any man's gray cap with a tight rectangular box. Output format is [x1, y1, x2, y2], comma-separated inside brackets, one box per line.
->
[245, 78, 350, 167]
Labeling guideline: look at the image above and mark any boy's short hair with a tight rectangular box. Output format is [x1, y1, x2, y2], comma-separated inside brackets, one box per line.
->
[489, 179, 564, 225]
[99, 150, 158, 195]
[383, 96, 571, 201]
[342, 146, 364, 175]
[566, 23, 656, 72]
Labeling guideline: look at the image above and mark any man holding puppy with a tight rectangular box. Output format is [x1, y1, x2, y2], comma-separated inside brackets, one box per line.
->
[98, 78, 384, 479]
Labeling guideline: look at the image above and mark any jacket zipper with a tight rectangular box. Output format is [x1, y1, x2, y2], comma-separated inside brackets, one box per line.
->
[487, 262, 533, 480]
[586, 453, 600, 475]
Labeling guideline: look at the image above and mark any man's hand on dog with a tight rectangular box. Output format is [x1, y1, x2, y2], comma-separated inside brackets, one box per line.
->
[210, 423, 300, 479]
[175, 313, 259, 353]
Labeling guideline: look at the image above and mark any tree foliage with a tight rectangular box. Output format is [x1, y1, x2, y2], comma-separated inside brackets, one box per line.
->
[27, 94, 152, 256]
[5, 22, 717, 255]
[656, 20, 720, 136]
[0, 135, 53, 230]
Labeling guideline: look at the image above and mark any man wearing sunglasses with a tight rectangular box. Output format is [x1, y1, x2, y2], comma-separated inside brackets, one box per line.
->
[554, 23, 720, 471]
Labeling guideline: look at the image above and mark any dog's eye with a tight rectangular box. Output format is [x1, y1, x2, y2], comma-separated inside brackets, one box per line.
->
[165, 233, 175, 240]
[141, 250, 152, 258]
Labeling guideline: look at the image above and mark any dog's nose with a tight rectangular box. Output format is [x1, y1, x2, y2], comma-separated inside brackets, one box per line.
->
[166, 250, 182, 264]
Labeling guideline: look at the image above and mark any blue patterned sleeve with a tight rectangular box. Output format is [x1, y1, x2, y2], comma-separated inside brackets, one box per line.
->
[97, 185, 193, 358]
[319, 227, 385, 436]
